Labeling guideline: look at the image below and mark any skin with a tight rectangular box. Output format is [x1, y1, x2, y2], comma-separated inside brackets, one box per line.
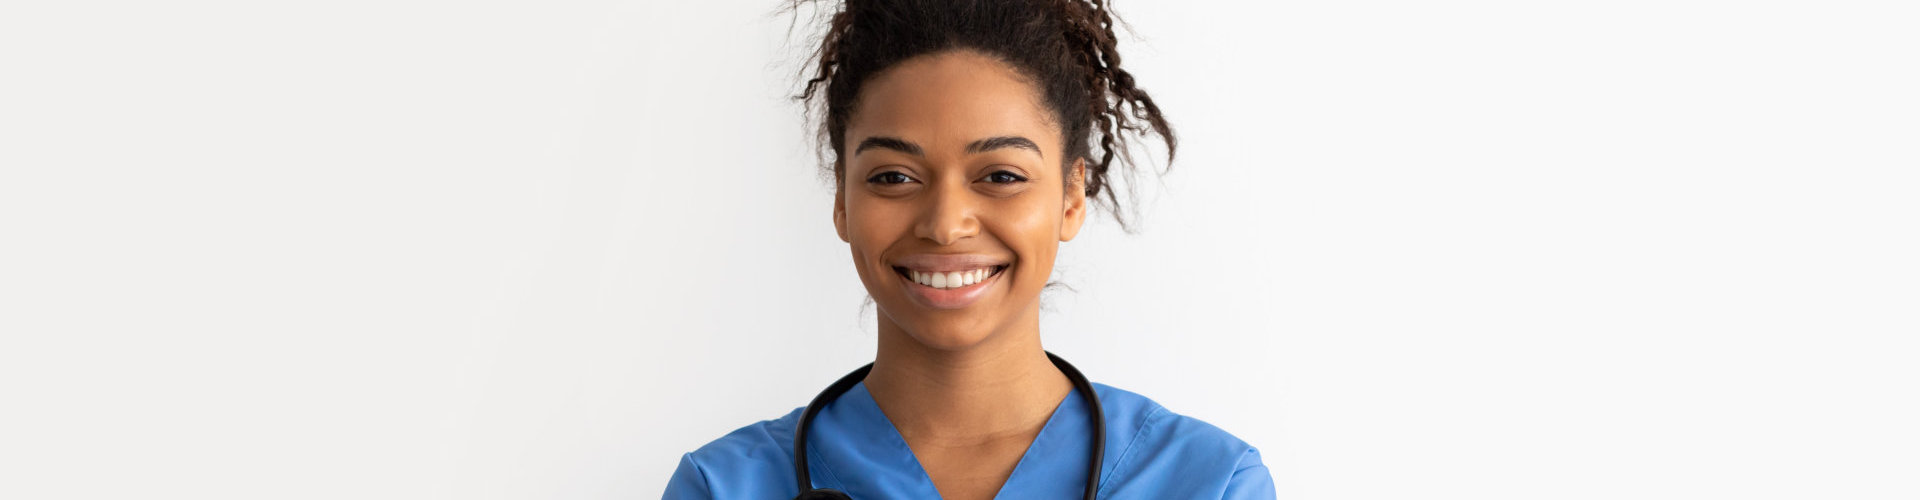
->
[831, 49, 1090, 500]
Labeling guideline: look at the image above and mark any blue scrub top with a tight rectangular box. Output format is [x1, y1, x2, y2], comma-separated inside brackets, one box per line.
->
[663, 381, 1274, 499]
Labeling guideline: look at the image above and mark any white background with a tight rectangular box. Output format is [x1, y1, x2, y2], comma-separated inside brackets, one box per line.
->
[2, 0, 1916, 498]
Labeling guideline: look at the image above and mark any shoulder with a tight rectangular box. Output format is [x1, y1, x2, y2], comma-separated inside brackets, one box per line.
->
[1093, 382, 1258, 459]
[685, 406, 803, 465]
[663, 407, 804, 499]
[1092, 383, 1274, 498]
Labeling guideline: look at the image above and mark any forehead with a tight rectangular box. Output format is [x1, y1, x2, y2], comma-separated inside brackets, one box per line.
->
[845, 51, 1058, 153]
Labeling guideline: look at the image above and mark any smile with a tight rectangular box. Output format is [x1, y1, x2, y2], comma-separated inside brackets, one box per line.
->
[894, 265, 1008, 289]
[890, 264, 1008, 310]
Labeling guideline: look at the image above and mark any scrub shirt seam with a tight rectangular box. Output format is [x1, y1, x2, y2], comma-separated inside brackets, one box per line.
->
[996, 390, 1072, 499]
[682, 452, 714, 495]
[1233, 448, 1265, 474]
[1096, 404, 1168, 495]
[806, 441, 848, 491]
[761, 421, 848, 491]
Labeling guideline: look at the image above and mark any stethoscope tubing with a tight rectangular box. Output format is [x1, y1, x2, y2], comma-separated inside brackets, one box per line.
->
[791, 351, 1105, 500]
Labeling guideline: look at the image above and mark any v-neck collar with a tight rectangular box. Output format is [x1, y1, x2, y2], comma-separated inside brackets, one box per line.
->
[803, 380, 1095, 499]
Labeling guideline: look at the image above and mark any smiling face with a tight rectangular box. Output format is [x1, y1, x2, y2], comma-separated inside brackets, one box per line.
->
[833, 49, 1089, 351]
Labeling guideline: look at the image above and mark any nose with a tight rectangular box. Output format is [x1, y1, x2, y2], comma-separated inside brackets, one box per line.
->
[913, 178, 978, 246]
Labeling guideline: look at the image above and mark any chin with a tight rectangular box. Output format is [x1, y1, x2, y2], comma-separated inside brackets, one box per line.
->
[883, 312, 1003, 351]
[903, 325, 995, 351]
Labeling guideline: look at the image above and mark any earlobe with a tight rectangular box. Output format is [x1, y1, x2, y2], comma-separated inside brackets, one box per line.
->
[833, 188, 850, 243]
[1059, 160, 1088, 242]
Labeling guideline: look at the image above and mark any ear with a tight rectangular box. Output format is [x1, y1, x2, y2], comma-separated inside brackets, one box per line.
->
[1059, 159, 1088, 242]
[833, 180, 851, 243]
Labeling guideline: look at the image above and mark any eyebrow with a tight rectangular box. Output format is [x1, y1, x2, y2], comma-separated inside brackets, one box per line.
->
[853, 135, 1043, 158]
[965, 136, 1042, 157]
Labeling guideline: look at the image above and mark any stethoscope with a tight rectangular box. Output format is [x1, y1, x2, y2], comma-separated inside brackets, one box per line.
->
[792, 351, 1106, 500]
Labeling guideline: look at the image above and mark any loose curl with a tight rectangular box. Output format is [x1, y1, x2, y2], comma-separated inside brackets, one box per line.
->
[784, 0, 1176, 232]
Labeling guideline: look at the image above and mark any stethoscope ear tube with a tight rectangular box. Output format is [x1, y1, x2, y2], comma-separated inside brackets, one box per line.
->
[792, 362, 873, 497]
[1049, 351, 1106, 500]
[790, 351, 1105, 500]
[792, 489, 853, 500]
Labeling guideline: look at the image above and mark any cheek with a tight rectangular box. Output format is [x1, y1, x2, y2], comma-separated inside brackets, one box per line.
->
[1006, 187, 1063, 233]
[847, 196, 893, 228]
[843, 196, 908, 261]
[992, 195, 1065, 274]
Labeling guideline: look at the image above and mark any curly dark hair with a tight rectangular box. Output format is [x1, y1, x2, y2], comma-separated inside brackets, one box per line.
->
[785, 0, 1176, 232]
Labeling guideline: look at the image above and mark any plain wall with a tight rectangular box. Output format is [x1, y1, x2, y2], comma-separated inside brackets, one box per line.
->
[1, 0, 1915, 498]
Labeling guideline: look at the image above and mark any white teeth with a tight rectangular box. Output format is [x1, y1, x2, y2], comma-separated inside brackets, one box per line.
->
[905, 266, 999, 289]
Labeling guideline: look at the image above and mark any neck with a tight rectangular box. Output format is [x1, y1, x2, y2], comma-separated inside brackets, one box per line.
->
[863, 317, 1074, 444]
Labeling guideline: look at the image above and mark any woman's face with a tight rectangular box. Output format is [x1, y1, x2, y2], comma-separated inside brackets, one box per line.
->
[834, 50, 1088, 351]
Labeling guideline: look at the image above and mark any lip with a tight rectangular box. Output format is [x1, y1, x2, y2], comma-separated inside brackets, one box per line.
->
[889, 253, 1011, 273]
[892, 263, 1008, 310]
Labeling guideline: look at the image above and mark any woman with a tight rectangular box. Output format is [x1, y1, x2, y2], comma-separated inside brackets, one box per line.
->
[665, 0, 1273, 498]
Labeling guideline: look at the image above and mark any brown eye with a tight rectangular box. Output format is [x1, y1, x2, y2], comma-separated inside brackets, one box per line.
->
[868, 171, 913, 185]
[985, 170, 1027, 184]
